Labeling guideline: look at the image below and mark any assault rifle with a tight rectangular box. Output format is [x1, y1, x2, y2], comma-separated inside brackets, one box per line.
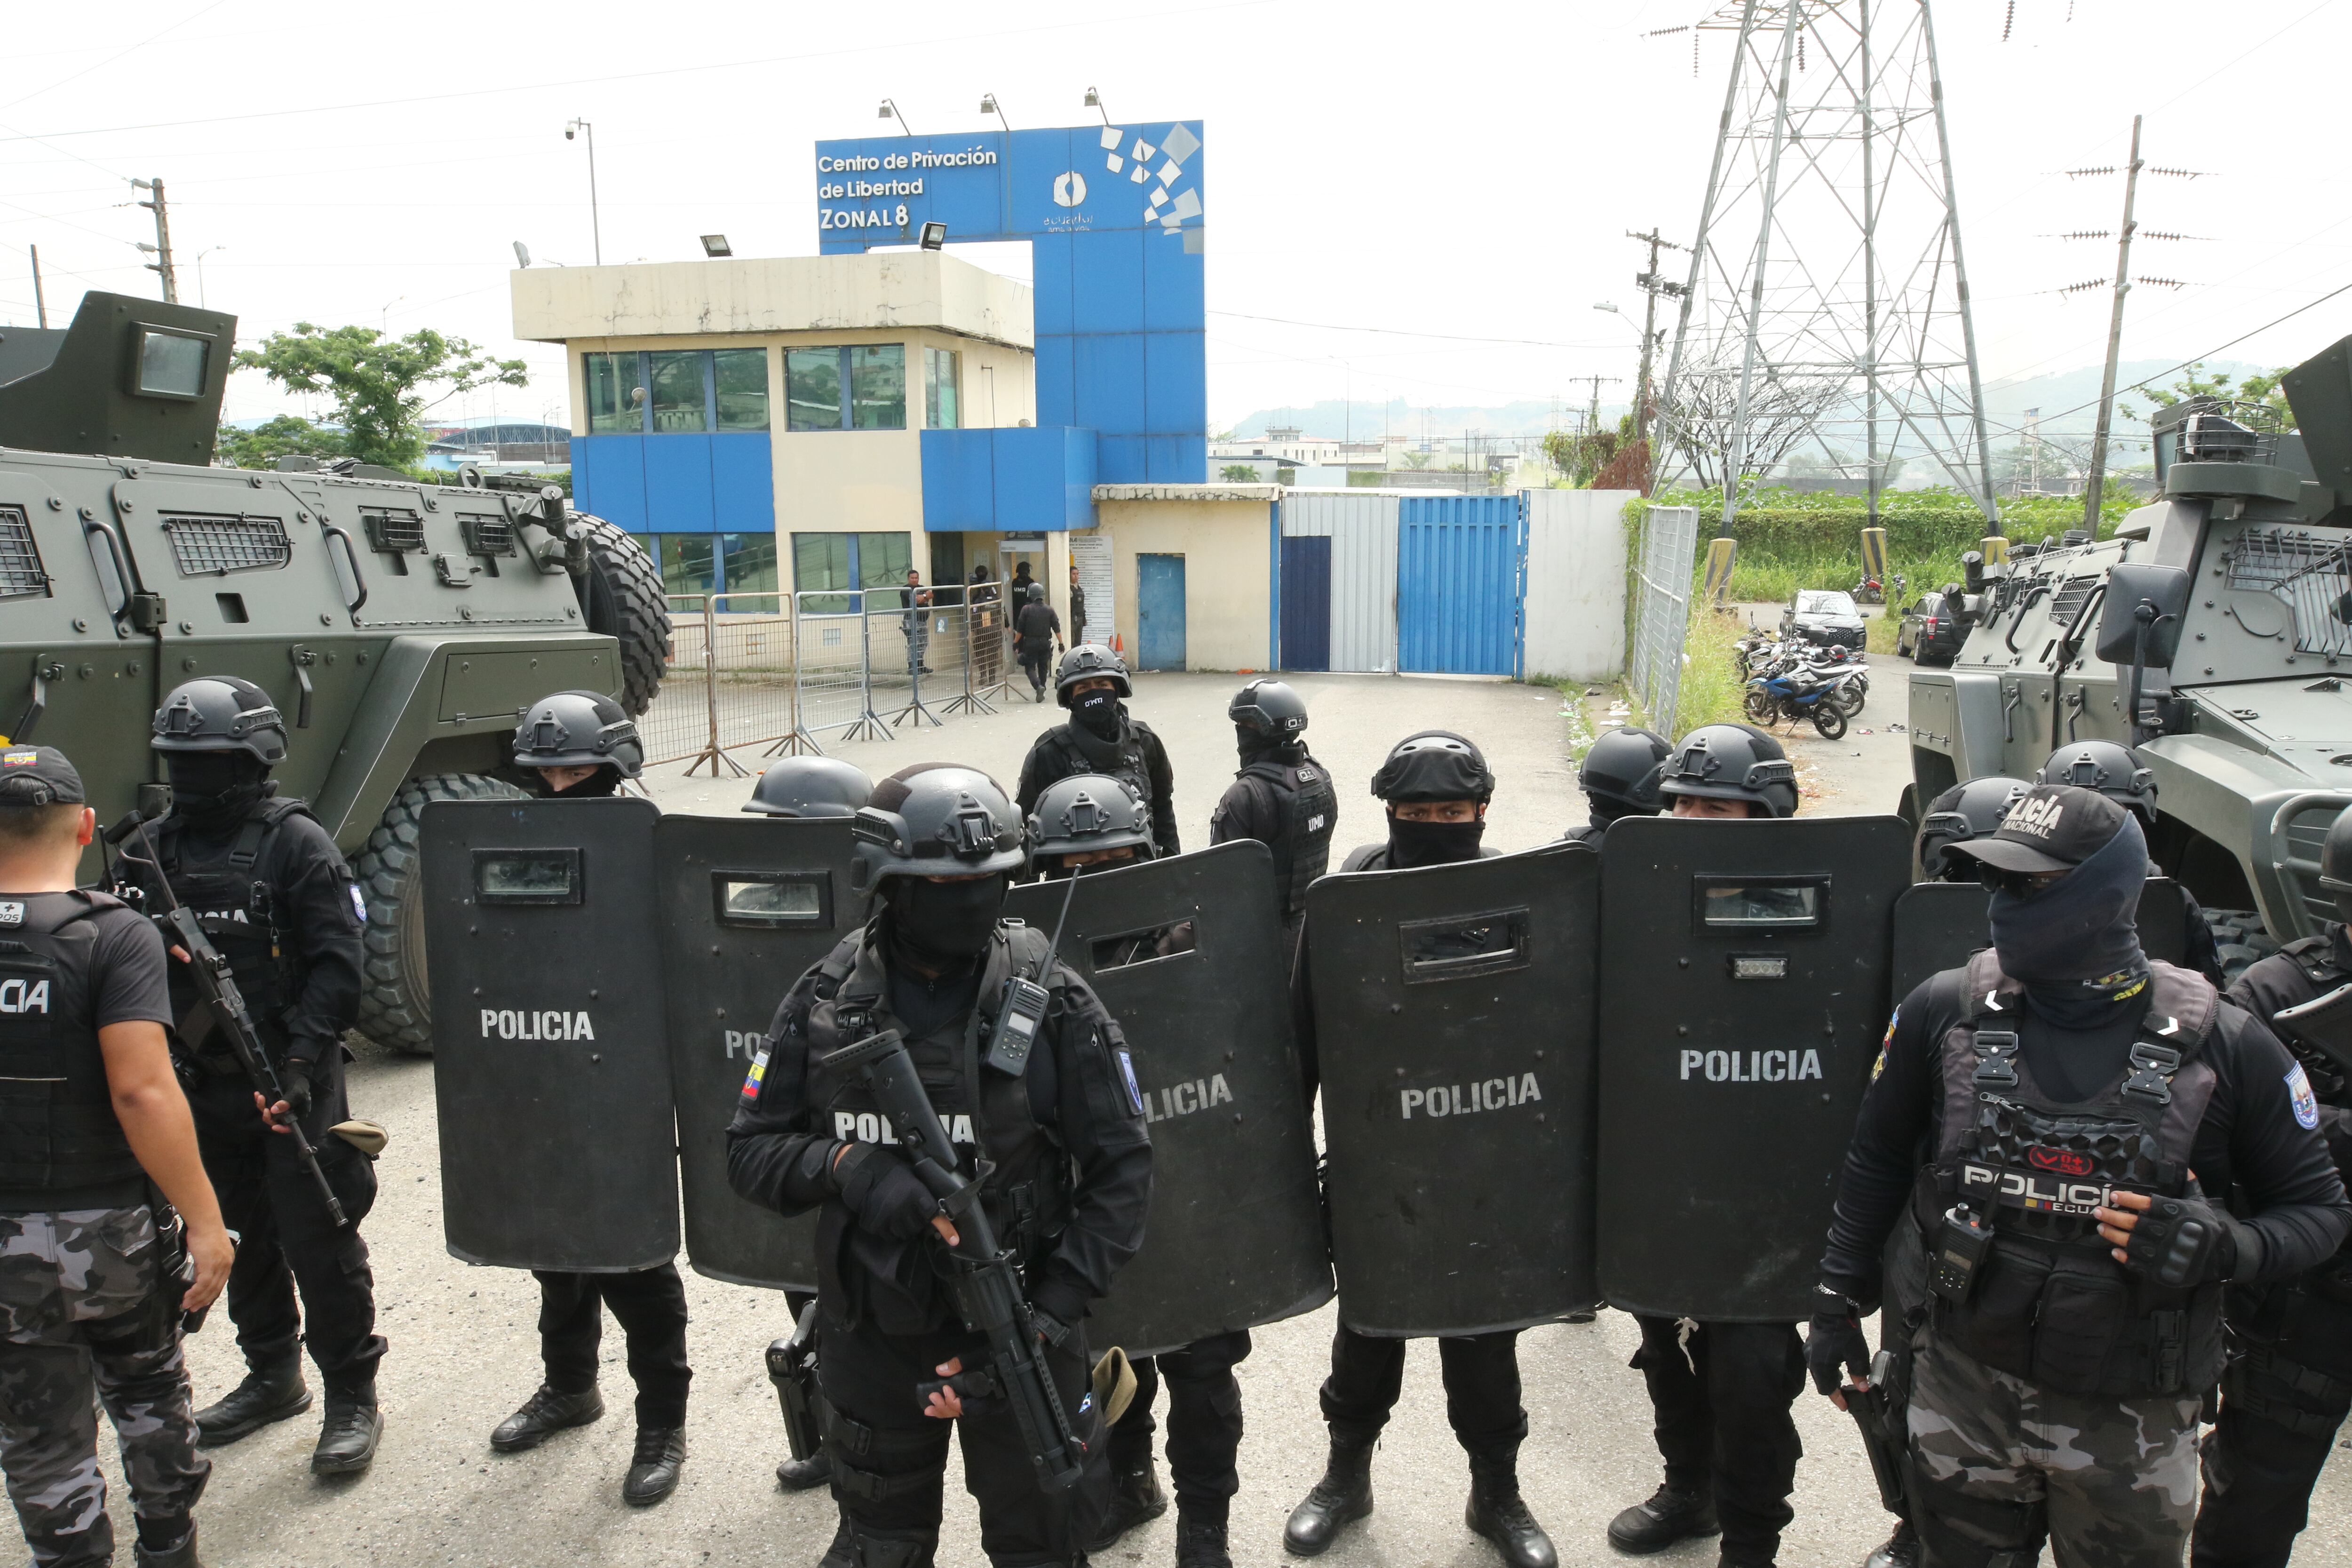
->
[816, 1028, 1086, 1493]
[765, 1297, 824, 1463]
[1846, 1349, 1907, 1516]
[106, 808, 347, 1229]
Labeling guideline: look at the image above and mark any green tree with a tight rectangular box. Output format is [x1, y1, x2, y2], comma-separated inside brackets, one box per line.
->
[2122, 361, 2292, 427]
[214, 413, 347, 470]
[1219, 463, 1261, 482]
[233, 324, 528, 468]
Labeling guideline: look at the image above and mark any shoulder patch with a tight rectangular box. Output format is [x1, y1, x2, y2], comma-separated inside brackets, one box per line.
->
[741, 1040, 772, 1103]
[2287, 1062, 2321, 1131]
[349, 884, 368, 926]
[1114, 1045, 1145, 1117]
[1872, 1007, 1898, 1082]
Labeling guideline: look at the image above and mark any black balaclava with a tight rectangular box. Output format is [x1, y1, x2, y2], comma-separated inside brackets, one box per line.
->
[544, 764, 621, 798]
[887, 874, 1008, 971]
[1989, 811, 2152, 1028]
[1586, 794, 1644, 832]
[1071, 686, 1123, 741]
[1236, 724, 1302, 766]
[1387, 811, 1486, 868]
[166, 751, 273, 836]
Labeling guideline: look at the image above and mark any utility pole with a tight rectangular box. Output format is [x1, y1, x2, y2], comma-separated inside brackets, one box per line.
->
[566, 119, 603, 265]
[29, 246, 46, 328]
[2083, 114, 2143, 533]
[132, 178, 177, 303]
[1628, 228, 1686, 492]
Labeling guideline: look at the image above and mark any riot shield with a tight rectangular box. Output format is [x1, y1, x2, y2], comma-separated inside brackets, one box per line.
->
[1891, 877, 2193, 1004]
[1597, 816, 1910, 1323]
[421, 797, 678, 1272]
[653, 815, 859, 1290]
[1304, 842, 1599, 1337]
[1005, 841, 1328, 1355]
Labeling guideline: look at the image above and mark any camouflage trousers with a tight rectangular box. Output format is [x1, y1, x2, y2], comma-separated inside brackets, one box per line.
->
[0, 1207, 207, 1568]
[1907, 1323, 2200, 1568]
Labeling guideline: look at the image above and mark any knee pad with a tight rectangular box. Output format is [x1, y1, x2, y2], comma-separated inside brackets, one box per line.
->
[1907, 1464, 2044, 1568]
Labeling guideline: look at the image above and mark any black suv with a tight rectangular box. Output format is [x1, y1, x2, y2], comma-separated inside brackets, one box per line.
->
[1896, 590, 1964, 667]
[1782, 589, 1867, 651]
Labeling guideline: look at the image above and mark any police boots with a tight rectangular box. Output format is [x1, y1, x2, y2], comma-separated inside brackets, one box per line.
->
[193, 1354, 311, 1447]
[311, 1380, 382, 1475]
[1465, 1448, 1557, 1568]
[1862, 1521, 1920, 1568]
[777, 1445, 833, 1490]
[492, 1384, 606, 1451]
[1606, 1484, 1720, 1554]
[1088, 1457, 1169, 1552]
[624, 1426, 687, 1505]
[1176, 1511, 1232, 1568]
[1282, 1433, 1375, 1556]
[132, 1520, 202, 1568]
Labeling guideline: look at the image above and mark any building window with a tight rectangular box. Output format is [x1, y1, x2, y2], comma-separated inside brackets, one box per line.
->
[787, 350, 844, 432]
[655, 533, 716, 598]
[783, 346, 907, 432]
[924, 347, 961, 430]
[719, 532, 779, 608]
[850, 346, 906, 430]
[790, 532, 914, 613]
[714, 350, 770, 431]
[586, 352, 645, 434]
[648, 351, 708, 433]
[586, 350, 770, 435]
[855, 530, 910, 586]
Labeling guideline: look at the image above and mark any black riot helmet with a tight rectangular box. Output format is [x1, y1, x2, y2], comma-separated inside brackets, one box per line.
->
[1027, 773, 1156, 874]
[1230, 678, 1309, 745]
[150, 676, 288, 766]
[512, 690, 644, 779]
[1659, 724, 1800, 819]
[2320, 803, 2352, 928]
[1579, 726, 1671, 817]
[1915, 775, 2030, 882]
[1055, 643, 1133, 707]
[2038, 740, 2156, 825]
[743, 756, 873, 819]
[850, 763, 1029, 895]
[1370, 731, 1495, 804]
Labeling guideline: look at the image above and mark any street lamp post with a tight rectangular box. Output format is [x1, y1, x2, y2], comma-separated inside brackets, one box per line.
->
[565, 119, 602, 264]
[194, 246, 227, 309]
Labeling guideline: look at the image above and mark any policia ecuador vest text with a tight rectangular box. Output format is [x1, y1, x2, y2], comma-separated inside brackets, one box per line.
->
[0, 892, 146, 1208]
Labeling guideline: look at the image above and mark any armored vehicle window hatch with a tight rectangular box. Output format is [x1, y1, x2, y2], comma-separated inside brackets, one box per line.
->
[2049, 574, 2101, 629]
[160, 512, 290, 577]
[2223, 526, 2352, 658]
[360, 506, 426, 556]
[0, 507, 49, 598]
[459, 515, 517, 557]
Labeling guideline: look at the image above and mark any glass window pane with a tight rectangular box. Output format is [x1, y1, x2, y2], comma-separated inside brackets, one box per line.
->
[793, 533, 851, 592]
[586, 352, 644, 435]
[649, 351, 709, 433]
[714, 350, 770, 431]
[720, 532, 779, 605]
[925, 347, 960, 430]
[856, 531, 911, 588]
[787, 350, 843, 431]
[662, 534, 715, 597]
[850, 345, 906, 430]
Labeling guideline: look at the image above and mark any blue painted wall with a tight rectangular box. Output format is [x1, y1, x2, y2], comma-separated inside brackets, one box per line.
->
[918, 427, 1097, 533]
[574, 432, 773, 534]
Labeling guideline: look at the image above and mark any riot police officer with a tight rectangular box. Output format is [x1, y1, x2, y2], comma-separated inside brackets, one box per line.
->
[2188, 802, 2352, 1568]
[0, 745, 230, 1568]
[1017, 646, 1180, 860]
[1809, 784, 2350, 1568]
[1028, 774, 1156, 881]
[1608, 723, 1808, 1568]
[2037, 740, 2224, 983]
[487, 691, 692, 1506]
[1912, 777, 2028, 883]
[1561, 725, 1669, 845]
[1015, 583, 1064, 701]
[728, 763, 1152, 1568]
[115, 677, 383, 1476]
[1286, 730, 1557, 1568]
[1208, 679, 1335, 947]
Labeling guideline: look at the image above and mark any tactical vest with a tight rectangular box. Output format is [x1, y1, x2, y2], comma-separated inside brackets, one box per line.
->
[801, 920, 1072, 1334]
[1908, 950, 2225, 1397]
[0, 893, 147, 1209]
[1043, 719, 1157, 818]
[152, 797, 315, 1036]
[1234, 755, 1337, 915]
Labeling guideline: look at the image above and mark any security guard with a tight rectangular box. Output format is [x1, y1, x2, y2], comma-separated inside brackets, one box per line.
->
[0, 745, 230, 1568]
[1285, 731, 1556, 1568]
[728, 763, 1152, 1568]
[2188, 803, 2352, 1568]
[1560, 725, 1669, 846]
[1016, 646, 1180, 860]
[1810, 784, 2350, 1568]
[486, 691, 692, 1505]
[115, 677, 383, 1476]
[1912, 777, 2028, 883]
[1208, 679, 1335, 948]
[1015, 584, 1063, 702]
[1608, 724, 1809, 1568]
[2037, 741, 2224, 984]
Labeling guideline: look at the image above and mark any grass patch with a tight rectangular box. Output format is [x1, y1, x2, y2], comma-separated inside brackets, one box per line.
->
[1867, 610, 1903, 655]
[1669, 608, 1755, 734]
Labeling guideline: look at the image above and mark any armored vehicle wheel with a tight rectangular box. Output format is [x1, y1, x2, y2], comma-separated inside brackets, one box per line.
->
[573, 513, 670, 717]
[353, 772, 529, 1055]
[2201, 908, 2281, 987]
[1811, 702, 1849, 741]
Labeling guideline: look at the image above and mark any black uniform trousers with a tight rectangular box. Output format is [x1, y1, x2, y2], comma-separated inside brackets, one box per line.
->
[1107, 1330, 1252, 1522]
[531, 1263, 691, 1428]
[1019, 646, 1054, 695]
[186, 1063, 383, 1393]
[821, 1318, 1107, 1568]
[2191, 1280, 2352, 1568]
[1631, 1315, 1805, 1560]
[1319, 1324, 1526, 1455]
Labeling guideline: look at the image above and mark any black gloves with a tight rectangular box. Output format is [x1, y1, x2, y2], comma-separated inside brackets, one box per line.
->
[1805, 1284, 1871, 1397]
[832, 1144, 941, 1241]
[277, 1059, 315, 1122]
[2121, 1194, 2253, 1288]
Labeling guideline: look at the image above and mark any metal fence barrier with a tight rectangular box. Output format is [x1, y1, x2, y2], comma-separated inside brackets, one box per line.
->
[1630, 505, 1700, 739]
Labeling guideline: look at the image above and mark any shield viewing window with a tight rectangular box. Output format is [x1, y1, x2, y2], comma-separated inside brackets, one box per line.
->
[1089, 919, 1199, 970]
[1397, 907, 1530, 984]
[1692, 876, 1828, 931]
[474, 848, 584, 905]
[713, 871, 831, 929]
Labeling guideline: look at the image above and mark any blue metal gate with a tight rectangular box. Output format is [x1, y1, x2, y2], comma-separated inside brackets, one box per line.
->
[1395, 495, 1524, 676]
[1138, 553, 1187, 670]
[1279, 535, 1332, 671]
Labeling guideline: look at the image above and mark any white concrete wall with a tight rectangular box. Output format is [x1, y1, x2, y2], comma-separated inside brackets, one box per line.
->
[1524, 488, 1635, 683]
[512, 252, 1032, 349]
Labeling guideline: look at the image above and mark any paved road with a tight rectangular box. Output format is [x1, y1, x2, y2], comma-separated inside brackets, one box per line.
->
[138, 670, 2351, 1567]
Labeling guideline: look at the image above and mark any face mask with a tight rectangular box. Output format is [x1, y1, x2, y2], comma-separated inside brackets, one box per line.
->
[1386, 811, 1485, 868]
[1987, 814, 2150, 1026]
[166, 752, 270, 830]
[889, 875, 1007, 965]
[1073, 690, 1121, 740]
[548, 766, 620, 798]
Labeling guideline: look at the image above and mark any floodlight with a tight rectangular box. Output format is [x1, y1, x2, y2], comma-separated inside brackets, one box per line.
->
[920, 223, 948, 250]
[701, 234, 733, 258]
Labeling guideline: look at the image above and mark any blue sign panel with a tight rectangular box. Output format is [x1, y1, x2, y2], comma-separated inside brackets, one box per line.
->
[813, 122, 1207, 490]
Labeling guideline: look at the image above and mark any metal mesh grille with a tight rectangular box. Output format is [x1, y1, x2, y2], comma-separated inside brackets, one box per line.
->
[2224, 527, 2352, 658]
[361, 508, 425, 553]
[161, 513, 291, 576]
[2048, 574, 2102, 628]
[460, 515, 516, 556]
[0, 506, 49, 598]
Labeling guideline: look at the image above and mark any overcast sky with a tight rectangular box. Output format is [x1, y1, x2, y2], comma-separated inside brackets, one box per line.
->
[3, 0, 2344, 438]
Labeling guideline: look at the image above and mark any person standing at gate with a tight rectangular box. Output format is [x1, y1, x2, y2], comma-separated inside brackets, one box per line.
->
[112, 677, 385, 1479]
[1017, 646, 1180, 859]
[1015, 584, 1063, 701]
[1606, 724, 1812, 1568]
[1069, 563, 1089, 645]
[485, 691, 693, 1507]
[1208, 679, 1335, 952]
[968, 564, 1002, 688]
[1806, 784, 2348, 1568]
[1283, 730, 1557, 1568]
[900, 570, 934, 677]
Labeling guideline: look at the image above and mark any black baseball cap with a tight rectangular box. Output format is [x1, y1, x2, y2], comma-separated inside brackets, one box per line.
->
[0, 745, 86, 807]
[1946, 783, 2125, 875]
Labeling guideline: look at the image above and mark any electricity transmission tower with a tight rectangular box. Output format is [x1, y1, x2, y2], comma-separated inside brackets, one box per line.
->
[1653, 0, 1996, 545]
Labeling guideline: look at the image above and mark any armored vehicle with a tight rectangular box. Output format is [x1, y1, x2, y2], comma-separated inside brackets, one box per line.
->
[0, 290, 668, 1052]
[1907, 333, 2352, 965]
